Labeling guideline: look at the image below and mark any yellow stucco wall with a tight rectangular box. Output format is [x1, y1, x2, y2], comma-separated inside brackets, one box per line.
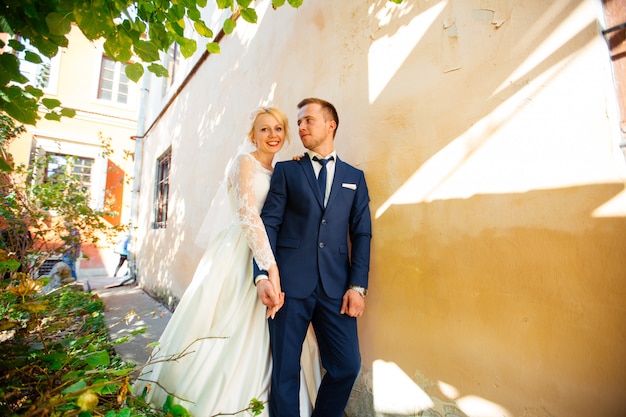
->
[8, 25, 138, 276]
[136, 0, 626, 415]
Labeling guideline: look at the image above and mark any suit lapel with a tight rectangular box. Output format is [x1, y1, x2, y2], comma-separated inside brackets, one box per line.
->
[300, 154, 325, 207]
[325, 156, 344, 209]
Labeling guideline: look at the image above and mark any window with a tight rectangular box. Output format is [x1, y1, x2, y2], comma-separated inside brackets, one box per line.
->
[154, 148, 172, 229]
[45, 153, 94, 192]
[15, 36, 61, 94]
[97, 55, 130, 104]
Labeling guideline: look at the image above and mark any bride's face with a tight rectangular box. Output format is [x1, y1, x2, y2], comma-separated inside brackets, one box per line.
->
[252, 113, 285, 156]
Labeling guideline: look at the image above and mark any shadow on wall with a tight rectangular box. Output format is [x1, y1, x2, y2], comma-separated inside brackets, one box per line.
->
[362, 183, 626, 417]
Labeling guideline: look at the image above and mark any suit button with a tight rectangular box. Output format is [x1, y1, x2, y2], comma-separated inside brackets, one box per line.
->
[321, 219, 327, 225]
[319, 242, 325, 248]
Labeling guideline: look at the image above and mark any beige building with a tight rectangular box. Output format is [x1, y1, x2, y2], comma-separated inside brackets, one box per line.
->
[132, 1, 626, 416]
[9, 24, 139, 277]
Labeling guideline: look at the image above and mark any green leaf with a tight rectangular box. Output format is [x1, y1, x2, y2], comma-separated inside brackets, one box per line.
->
[187, 7, 201, 21]
[168, 4, 186, 20]
[62, 370, 86, 382]
[24, 84, 44, 98]
[0, 157, 12, 172]
[196, 0, 207, 7]
[41, 352, 66, 370]
[74, 0, 116, 39]
[166, 19, 185, 37]
[130, 19, 146, 35]
[287, 0, 303, 7]
[61, 108, 76, 118]
[84, 350, 110, 367]
[148, 23, 170, 50]
[206, 42, 220, 54]
[133, 40, 160, 62]
[42, 98, 61, 109]
[223, 18, 236, 34]
[147, 63, 169, 78]
[44, 111, 62, 121]
[0, 86, 40, 125]
[237, 0, 252, 8]
[117, 408, 132, 417]
[130, 327, 147, 336]
[193, 20, 213, 38]
[0, 54, 28, 85]
[163, 395, 174, 412]
[178, 37, 197, 58]
[46, 12, 72, 36]
[63, 378, 88, 394]
[29, 36, 61, 58]
[170, 404, 190, 416]
[91, 379, 118, 395]
[125, 63, 144, 82]
[24, 51, 43, 64]
[103, 30, 133, 62]
[8, 39, 25, 51]
[216, 0, 233, 9]
[240, 7, 258, 24]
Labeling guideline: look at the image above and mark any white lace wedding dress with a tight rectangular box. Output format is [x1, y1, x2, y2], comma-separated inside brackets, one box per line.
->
[134, 153, 321, 416]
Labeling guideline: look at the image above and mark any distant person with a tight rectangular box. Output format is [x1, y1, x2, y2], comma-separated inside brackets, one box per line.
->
[61, 223, 81, 279]
[113, 234, 130, 277]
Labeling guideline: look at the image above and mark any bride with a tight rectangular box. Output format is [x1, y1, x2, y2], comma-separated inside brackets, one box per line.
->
[133, 107, 321, 416]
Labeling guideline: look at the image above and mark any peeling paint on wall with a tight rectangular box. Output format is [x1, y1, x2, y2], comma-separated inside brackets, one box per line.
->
[443, 7, 461, 73]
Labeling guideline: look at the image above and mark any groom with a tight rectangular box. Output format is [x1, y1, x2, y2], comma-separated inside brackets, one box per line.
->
[255, 97, 372, 417]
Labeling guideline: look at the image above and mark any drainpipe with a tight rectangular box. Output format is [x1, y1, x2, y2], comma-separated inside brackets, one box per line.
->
[128, 70, 149, 283]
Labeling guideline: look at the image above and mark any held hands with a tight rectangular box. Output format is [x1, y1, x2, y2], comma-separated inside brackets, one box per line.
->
[256, 264, 285, 319]
[340, 289, 365, 318]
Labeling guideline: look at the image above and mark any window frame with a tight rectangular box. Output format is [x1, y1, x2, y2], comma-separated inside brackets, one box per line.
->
[33, 136, 108, 210]
[94, 54, 136, 107]
[44, 152, 95, 191]
[153, 147, 172, 229]
[14, 36, 61, 95]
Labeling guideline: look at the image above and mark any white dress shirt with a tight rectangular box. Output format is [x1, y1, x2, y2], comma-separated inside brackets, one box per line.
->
[307, 150, 336, 206]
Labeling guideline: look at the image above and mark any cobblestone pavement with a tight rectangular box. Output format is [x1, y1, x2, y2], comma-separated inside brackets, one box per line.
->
[84, 275, 172, 366]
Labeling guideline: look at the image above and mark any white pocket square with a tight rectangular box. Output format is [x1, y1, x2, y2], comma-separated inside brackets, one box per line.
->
[342, 183, 357, 190]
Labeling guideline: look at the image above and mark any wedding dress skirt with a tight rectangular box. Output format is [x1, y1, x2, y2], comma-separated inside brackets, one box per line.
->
[134, 223, 321, 416]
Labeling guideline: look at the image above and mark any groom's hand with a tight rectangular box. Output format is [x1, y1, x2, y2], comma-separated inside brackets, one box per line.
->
[341, 290, 365, 317]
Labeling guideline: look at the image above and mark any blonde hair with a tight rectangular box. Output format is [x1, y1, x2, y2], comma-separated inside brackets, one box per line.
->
[247, 106, 291, 144]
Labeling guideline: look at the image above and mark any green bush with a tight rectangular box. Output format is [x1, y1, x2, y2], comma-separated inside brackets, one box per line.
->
[0, 256, 265, 417]
[0, 265, 162, 416]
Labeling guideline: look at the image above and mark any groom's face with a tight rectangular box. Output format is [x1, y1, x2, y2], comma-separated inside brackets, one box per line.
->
[297, 103, 335, 153]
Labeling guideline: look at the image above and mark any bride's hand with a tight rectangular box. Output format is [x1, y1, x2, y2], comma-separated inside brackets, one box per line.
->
[267, 264, 284, 319]
[257, 279, 277, 311]
[292, 153, 306, 161]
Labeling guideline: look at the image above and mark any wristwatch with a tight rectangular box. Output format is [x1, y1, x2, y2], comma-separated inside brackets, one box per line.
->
[348, 285, 367, 298]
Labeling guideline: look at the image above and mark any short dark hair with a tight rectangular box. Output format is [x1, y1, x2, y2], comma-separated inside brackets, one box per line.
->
[297, 97, 339, 137]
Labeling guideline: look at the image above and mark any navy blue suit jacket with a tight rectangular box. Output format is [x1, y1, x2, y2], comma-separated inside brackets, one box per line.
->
[255, 154, 372, 299]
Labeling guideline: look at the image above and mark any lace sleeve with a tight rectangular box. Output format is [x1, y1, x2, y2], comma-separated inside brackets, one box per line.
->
[229, 154, 276, 271]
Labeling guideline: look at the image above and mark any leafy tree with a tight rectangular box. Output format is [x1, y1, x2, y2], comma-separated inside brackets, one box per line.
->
[0, 116, 123, 276]
[0, 0, 306, 128]
[0, 0, 402, 127]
